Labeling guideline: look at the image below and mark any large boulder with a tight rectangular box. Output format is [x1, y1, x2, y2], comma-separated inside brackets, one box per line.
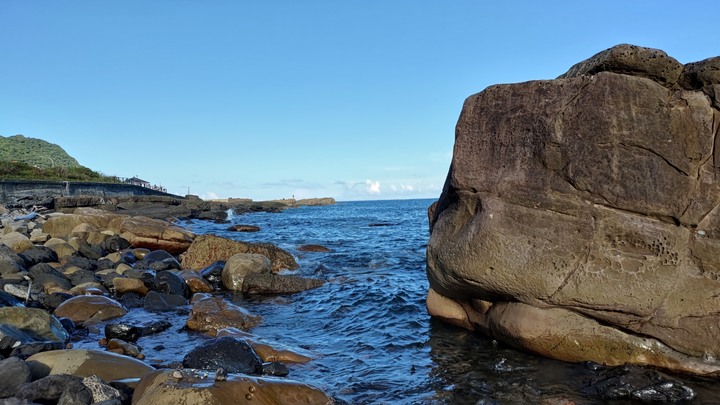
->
[426, 44, 720, 375]
[26, 349, 155, 381]
[108, 216, 196, 255]
[132, 369, 334, 405]
[180, 234, 298, 271]
[54, 295, 128, 324]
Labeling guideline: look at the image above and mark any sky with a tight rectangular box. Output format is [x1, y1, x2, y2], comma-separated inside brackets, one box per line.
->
[1, 1, 719, 201]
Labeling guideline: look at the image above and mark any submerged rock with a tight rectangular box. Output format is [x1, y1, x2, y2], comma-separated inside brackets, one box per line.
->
[186, 296, 261, 335]
[426, 44, 720, 374]
[584, 364, 696, 402]
[241, 273, 325, 295]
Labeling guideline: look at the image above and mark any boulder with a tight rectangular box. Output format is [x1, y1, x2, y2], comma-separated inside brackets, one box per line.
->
[113, 277, 149, 296]
[25, 349, 155, 381]
[0, 306, 69, 343]
[54, 295, 127, 324]
[143, 291, 188, 312]
[186, 296, 261, 335]
[180, 234, 298, 271]
[222, 253, 272, 291]
[426, 44, 720, 375]
[0, 244, 25, 275]
[0, 356, 32, 398]
[178, 270, 213, 293]
[0, 232, 34, 253]
[15, 374, 92, 405]
[182, 337, 263, 374]
[107, 216, 195, 255]
[44, 238, 77, 258]
[42, 211, 123, 239]
[132, 369, 334, 405]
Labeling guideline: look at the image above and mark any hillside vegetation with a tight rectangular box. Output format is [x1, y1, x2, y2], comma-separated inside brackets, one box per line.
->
[0, 134, 119, 182]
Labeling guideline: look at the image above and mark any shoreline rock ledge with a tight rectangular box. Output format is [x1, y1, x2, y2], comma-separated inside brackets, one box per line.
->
[426, 44, 720, 375]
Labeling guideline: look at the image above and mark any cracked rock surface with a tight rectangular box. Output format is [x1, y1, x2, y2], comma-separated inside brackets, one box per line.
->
[426, 44, 720, 375]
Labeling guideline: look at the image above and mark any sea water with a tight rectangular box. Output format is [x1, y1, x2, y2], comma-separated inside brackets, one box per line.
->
[79, 199, 720, 403]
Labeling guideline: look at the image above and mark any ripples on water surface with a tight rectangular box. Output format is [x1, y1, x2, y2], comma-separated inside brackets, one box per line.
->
[85, 199, 720, 403]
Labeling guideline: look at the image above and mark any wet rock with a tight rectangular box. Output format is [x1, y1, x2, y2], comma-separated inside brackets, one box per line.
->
[180, 234, 298, 271]
[139, 320, 171, 336]
[186, 296, 261, 335]
[0, 356, 32, 398]
[151, 270, 189, 297]
[132, 369, 334, 405]
[0, 306, 69, 343]
[148, 258, 181, 272]
[585, 364, 696, 402]
[262, 361, 289, 376]
[143, 249, 175, 264]
[211, 327, 313, 364]
[143, 291, 188, 312]
[241, 273, 325, 295]
[199, 261, 224, 290]
[26, 349, 156, 381]
[113, 277, 149, 296]
[96, 258, 116, 271]
[222, 253, 272, 291]
[182, 336, 263, 374]
[117, 292, 144, 308]
[18, 246, 58, 268]
[54, 295, 127, 324]
[100, 235, 131, 253]
[107, 338, 143, 358]
[16, 373, 93, 405]
[227, 224, 261, 232]
[297, 244, 331, 252]
[10, 341, 65, 359]
[105, 323, 140, 342]
[178, 270, 213, 293]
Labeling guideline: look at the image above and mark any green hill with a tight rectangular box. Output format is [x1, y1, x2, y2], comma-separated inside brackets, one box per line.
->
[0, 134, 119, 182]
[0, 134, 81, 168]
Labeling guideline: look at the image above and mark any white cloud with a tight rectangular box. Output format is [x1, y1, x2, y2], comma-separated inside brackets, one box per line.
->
[201, 191, 220, 200]
[365, 179, 381, 194]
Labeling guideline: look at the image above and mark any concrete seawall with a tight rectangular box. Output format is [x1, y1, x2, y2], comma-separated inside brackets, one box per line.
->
[0, 180, 181, 204]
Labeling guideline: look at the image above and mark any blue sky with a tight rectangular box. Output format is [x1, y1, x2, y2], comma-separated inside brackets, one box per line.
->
[2, 1, 718, 201]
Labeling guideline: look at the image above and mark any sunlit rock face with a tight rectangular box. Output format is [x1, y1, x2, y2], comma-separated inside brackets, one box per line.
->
[427, 44, 720, 375]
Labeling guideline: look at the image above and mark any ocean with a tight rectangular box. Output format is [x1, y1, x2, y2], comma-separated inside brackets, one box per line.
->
[81, 198, 720, 403]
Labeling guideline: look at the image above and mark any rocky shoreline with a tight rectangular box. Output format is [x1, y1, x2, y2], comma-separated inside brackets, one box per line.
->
[0, 204, 337, 404]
